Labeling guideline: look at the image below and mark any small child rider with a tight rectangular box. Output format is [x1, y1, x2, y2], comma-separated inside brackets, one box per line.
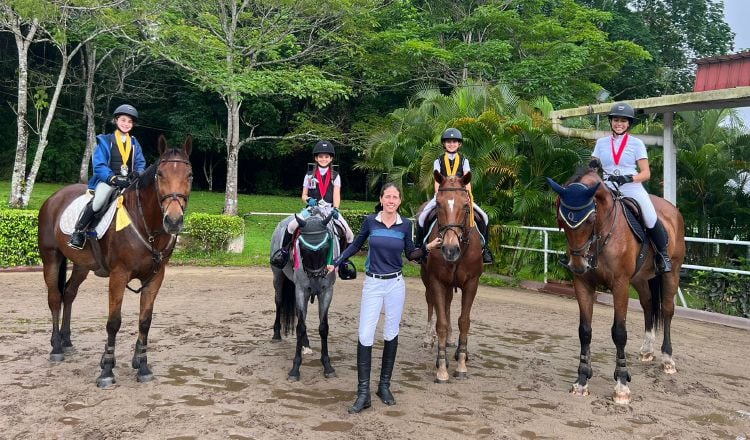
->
[68, 104, 146, 250]
[270, 140, 355, 270]
[415, 128, 494, 264]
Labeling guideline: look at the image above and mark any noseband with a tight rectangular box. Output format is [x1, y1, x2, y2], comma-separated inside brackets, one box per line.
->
[436, 186, 470, 246]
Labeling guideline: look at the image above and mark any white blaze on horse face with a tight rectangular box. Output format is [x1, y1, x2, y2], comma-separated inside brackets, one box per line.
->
[448, 198, 455, 213]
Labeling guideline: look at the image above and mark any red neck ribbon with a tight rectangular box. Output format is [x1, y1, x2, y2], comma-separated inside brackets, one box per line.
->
[315, 167, 331, 200]
[611, 133, 629, 165]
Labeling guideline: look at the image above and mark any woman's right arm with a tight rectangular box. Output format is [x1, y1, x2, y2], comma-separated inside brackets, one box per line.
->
[334, 218, 370, 265]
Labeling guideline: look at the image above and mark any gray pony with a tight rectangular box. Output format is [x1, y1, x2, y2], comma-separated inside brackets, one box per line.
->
[270, 206, 337, 381]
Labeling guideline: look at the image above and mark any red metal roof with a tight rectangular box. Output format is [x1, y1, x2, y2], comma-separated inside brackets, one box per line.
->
[694, 50, 750, 92]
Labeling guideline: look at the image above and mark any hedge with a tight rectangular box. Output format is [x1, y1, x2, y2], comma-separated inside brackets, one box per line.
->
[182, 213, 245, 253]
[0, 209, 41, 267]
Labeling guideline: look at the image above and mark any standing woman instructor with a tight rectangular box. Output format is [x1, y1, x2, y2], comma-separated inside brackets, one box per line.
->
[329, 183, 441, 414]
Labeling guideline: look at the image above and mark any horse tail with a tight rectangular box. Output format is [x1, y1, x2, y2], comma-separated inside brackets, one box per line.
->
[279, 276, 296, 336]
[57, 257, 68, 296]
[648, 274, 663, 331]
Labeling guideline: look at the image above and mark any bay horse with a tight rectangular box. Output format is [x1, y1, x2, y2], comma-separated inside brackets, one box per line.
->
[270, 207, 337, 381]
[37, 135, 193, 388]
[420, 170, 484, 383]
[547, 165, 685, 404]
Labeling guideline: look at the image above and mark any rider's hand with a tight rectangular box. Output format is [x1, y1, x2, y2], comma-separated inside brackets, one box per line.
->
[332, 207, 340, 219]
[607, 174, 634, 186]
[109, 175, 129, 189]
[307, 197, 317, 207]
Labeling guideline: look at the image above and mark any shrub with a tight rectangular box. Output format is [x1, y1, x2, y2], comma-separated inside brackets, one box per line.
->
[687, 270, 750, 318]
[183, 213, 245, 253]
[0, 209, 41, 267]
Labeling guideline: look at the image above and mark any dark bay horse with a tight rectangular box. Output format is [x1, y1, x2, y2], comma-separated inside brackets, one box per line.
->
[547, 166, 685, 404]
[38, 135, 192, 388]
[420, 170, 484, 383]
[270, 207, 337, 381]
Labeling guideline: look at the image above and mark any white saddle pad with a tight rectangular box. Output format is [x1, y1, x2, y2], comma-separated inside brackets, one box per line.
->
[59, 194, 118, 239]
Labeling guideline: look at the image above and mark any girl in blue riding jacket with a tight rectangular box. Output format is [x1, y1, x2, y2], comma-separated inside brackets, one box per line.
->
[68, 104, 147, 250]
[592, 102, 672, 273]
[328, 183, 441, 414]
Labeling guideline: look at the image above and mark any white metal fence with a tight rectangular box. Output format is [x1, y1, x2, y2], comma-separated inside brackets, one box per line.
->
[499, 226, 750, 309]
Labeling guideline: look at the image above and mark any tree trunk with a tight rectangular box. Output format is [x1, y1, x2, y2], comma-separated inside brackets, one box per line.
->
[21, 54, 70, 206]
[223, 94, 241, 215]
[80, 43, 97, 184]
[8, 20, 37, 208]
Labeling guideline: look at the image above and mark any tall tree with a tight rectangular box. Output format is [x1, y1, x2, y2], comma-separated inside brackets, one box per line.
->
[137, 0, 376, 215]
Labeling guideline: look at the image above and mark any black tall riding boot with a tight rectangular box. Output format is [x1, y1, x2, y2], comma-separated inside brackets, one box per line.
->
[478, 219, 495, 264]
[68, 201, 96, 250]
[348, 341, 372, 414]
[376, 336, 398, 405]
[647, 219, 672, 273]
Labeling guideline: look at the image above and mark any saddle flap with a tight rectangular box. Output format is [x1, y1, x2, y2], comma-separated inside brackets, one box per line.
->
[59, 193, 118, 239]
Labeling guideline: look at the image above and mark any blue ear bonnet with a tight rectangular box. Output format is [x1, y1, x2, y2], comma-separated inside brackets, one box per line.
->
[558, 183, 596, 229]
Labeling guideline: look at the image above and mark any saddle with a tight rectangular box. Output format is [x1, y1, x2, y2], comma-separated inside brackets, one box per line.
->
[616, 195, 650, 275]
[59, 191, 120, 239]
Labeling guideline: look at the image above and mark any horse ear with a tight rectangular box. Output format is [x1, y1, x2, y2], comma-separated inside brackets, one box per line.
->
[585, 182, 601, 198]
[183, 134, 193, 157]
[545, 177, 565, 195]
[295, 214, 307, 229]
[461, 171, 472, 186]
[158, 135, 168, 155]
[433, 169, 444, 185]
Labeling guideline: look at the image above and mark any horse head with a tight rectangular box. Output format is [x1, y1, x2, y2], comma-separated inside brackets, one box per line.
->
[547, 170, 604, 274]
[434, 169, 472, 263]
[150, 135, 193, 234]
[295, 211, 334, 279]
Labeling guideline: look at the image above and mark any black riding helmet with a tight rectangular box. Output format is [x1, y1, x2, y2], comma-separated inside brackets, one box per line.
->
[441, 128, 463, 143]
[113, 104, 139, 122]
[313, 140, 335, 156]
[607, 102, 635, 124]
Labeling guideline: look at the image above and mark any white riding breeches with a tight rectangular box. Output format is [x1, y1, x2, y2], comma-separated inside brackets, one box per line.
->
[358, 275, 405, 346]
[92, 182, 116, 212]
[607, 182, 658, 228]
[418, 197, 488, 227]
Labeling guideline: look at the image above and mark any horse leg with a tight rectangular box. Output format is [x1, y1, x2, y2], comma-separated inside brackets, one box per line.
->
[60, 264, 89, 354]
[131, 271, 165, 383]
[43, 254, 67, 362]
[432, 283, 451, 384]
[571, 278, 594, 397]
[611, 282, 632, 405]
[97, 273, 127, 388]
[633, 279, 656, 362]
[446, 288, 455, 348]
[272, 272, 284, 341]
[660, 272, 679, 374]
[318, 290, 336, 378]
[288, 299, 307, 381]
[453, 280, 478, 380]
[423, 290, 435, 348]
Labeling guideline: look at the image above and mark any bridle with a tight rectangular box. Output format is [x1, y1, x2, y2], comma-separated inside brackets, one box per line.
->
[297, 227, 332, 279]
[436, 186, 471, 247]
[124, 155, 192, 293]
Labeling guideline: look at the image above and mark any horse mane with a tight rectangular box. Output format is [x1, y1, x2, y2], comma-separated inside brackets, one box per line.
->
[566, 167, 603, 186]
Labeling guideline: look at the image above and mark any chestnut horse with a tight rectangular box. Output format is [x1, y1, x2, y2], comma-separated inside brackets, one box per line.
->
[420, 170, 484, 383]
[547, 166, 685, 404]
[38, 135, 192, 387]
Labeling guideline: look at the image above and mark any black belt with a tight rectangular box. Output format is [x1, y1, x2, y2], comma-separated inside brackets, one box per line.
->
[365, 271, 402, 280]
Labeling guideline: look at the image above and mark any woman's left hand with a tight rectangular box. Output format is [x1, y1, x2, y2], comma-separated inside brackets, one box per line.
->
[427, 237, 442, 251]
[326, 265, 335, 274]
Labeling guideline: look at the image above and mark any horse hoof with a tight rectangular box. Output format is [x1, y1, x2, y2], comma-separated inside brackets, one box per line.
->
[662, 362, 677, 374]
[63, 345, 75, 354]
[639, 352, 654, 362]
[434, 377, 450, 384]
[271, 337, 282, 342]
[137, 373, 154, 383]
[453, 371, 468, 380]
[612, 392, 631, 405]
[570, 383, 589, 396]
[96, 377, 116, 388]
[324, 371, 337, 379]
[287, 375, 300, 382]
[49, 353, 65, 363]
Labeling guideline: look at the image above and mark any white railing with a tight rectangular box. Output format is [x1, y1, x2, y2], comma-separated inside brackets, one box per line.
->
[499, 226, 750, 309]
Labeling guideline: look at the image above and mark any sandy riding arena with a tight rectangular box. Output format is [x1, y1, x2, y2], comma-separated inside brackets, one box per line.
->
[1, 266, 748, 439]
